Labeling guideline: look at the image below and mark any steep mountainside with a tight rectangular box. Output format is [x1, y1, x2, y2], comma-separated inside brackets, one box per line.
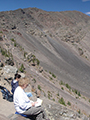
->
[0, 8, 90, 117]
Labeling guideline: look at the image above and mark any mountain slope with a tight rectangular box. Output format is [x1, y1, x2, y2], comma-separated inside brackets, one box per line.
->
[0, 7, 90, 96]
[0, 8, 90, 117]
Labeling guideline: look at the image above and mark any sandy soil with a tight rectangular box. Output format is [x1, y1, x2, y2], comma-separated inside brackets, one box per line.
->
[0, 92, 15, 117]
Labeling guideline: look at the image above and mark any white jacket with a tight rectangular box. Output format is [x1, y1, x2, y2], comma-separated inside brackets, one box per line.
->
[14, 86, 33, 113]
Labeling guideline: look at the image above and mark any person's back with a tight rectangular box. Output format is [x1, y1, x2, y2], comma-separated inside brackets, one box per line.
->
[11, 79, 19, 94]
[11, 73, 21, 94]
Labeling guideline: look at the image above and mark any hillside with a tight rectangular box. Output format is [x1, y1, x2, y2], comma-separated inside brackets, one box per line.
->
[0, 7, 90, 119]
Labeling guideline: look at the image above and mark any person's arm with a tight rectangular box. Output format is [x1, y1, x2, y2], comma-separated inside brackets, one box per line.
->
[18, 90, 33, 110]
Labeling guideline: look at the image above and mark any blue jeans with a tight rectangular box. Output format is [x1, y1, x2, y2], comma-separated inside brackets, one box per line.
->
[25, 92, 33, 97]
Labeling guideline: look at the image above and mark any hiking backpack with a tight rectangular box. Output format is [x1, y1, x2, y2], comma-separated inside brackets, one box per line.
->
[0, 86, 13, 102]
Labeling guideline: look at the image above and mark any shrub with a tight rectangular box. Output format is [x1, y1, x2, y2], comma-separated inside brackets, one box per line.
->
[24, 52, 27, 58]
[1, 48, 9, 57]
[36, 59, 40, 65]
[74, 89, 81, 97]
[67, 101, 71, 106]
[49, 71, 51, 74]
[57, 92, 59, 96]
[52, 98, 55, 101]
[78, 91, 81, 96]
[52, 73, 56, 78]
[49, 72, 56, 78]
[0, 31, 3, 33]
[50, 77, 53, 80]
[61, 87, 64, 90]
[66, 83, 71, 90]
[48, 91, 52, 99]
[74, 89, 78, 94]
[78, 109, 81, 114]
[38, 85, 41, 91]
[14, 42, 17, 47]
[11, 38, 15, 42]
[32, 78, 36, 83]
[19, 64, 25, 72]
[60, 80, 64, 85]
[58, 97, 66, 106]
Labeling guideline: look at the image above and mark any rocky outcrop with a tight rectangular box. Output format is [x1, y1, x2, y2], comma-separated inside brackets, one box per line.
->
[5, 57, 14, 66]
[1, 65, 17, 80]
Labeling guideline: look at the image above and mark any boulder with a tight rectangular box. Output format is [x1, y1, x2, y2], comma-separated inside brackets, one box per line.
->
[26, 52, 32, 59]
[1, 65, 18, 80]
[5, 58, 14, 66]
[19, 72, 25, 78]
[38, 66, 43, 73]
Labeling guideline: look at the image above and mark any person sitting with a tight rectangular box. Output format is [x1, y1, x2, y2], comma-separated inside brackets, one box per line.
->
[13, 77, 49, 120]
[11, 73, 21, 94]
[11, 73, 32, 97]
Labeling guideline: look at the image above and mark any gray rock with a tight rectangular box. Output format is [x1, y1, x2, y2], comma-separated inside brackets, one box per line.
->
[1, 65, 18, 79]
[9, 114, 35, 120]
[18, 72, 25, 78]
